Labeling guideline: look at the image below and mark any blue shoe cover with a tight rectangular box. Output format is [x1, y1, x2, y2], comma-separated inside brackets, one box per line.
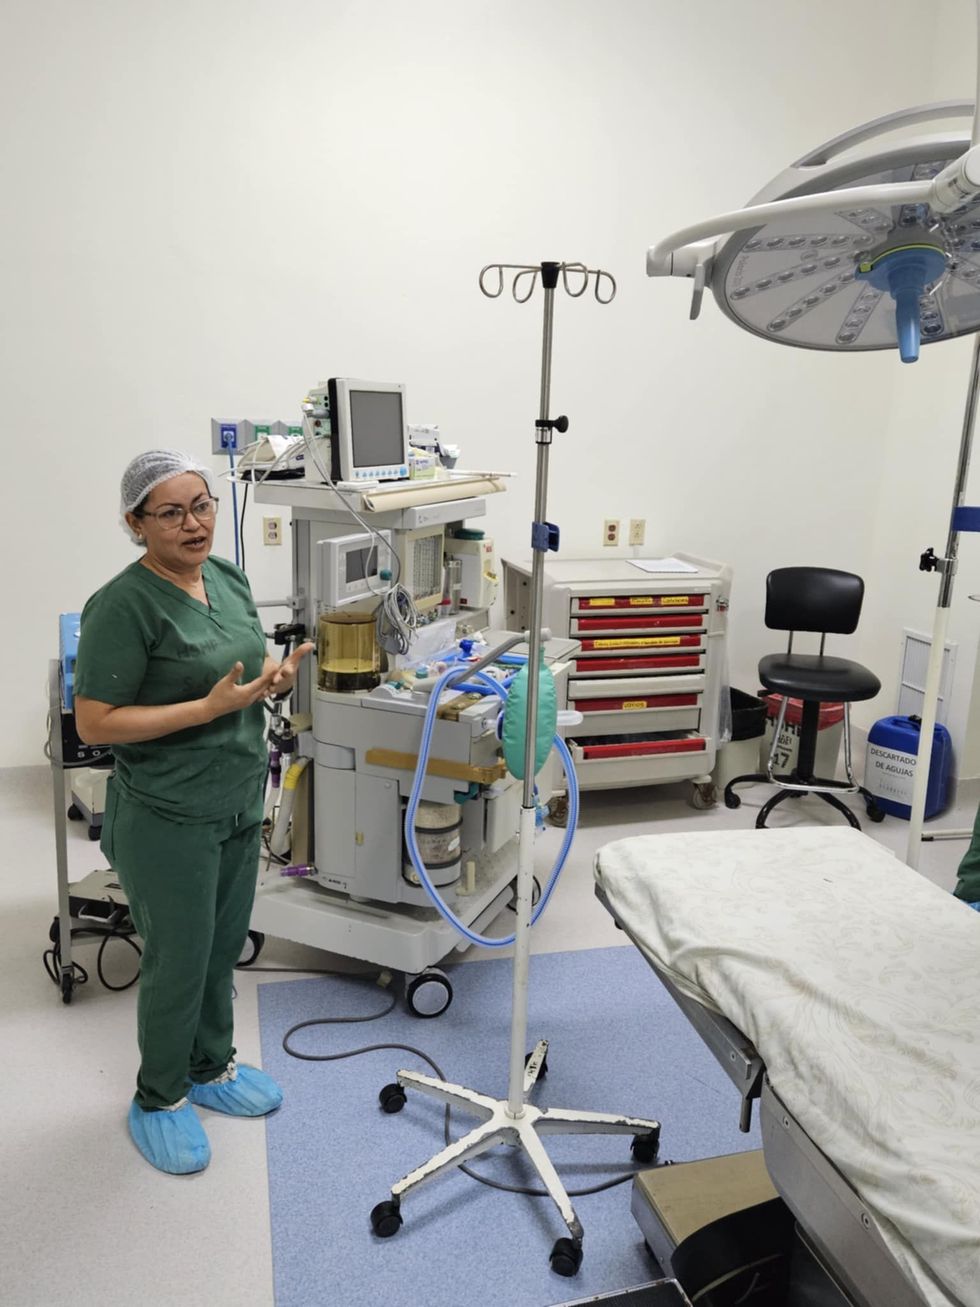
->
[968, 901, 980, 913]
[187, 1062, 283, 1117]
[128, 1099, 210, 1175]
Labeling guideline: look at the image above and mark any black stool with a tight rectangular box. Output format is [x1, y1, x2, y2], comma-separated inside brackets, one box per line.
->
[724, 567, 884, 830]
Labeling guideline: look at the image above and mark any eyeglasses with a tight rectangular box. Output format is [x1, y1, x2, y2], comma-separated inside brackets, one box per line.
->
[137, 497, 220, 530]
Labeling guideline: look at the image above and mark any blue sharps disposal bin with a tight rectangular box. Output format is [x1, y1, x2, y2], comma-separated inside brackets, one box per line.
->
[865, 715, 952, 820]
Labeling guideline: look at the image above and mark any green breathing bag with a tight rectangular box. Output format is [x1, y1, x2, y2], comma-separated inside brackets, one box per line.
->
[502, 656, 558, 780]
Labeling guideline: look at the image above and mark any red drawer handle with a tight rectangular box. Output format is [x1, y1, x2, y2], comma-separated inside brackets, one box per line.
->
[576, 655, 701, 672]
[581, 636, 702, 652]
[580, 738, 706, 760]
[576, 615, 703, 632]
[574, 695, 699, 713]
[578, 595, 706, 610]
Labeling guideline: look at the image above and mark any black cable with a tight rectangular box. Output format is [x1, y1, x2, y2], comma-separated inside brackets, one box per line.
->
[507, 876, 541, 911]
[239, 482, 249, 573]
[279, 974, 651, 1199]
[43, 917, 141, 992]
[262, 829, 289, 866]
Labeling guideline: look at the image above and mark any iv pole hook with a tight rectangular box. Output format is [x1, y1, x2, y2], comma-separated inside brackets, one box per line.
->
[479, 261, 617, 305]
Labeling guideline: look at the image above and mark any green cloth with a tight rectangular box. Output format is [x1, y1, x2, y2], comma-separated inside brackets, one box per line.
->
[954, 801, 980, 903]
[102, 780, 263, 1109]
[75, 555, 268, 821]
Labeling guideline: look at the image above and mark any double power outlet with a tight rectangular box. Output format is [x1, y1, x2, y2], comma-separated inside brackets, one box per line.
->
[604, 518, 645, 547]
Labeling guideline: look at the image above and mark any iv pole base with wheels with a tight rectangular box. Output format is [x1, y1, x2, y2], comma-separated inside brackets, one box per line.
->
[369, 261, 661, 1278]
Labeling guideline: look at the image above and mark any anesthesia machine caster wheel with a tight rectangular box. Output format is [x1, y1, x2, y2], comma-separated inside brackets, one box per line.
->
[405, 968, 453, 1018]
[866, 801, 885, 824]
[723, 790, 741, 810]
[549, 1237, 583, 1277]
[547, 794, 569, 828]
[378, 1083, 407, 1114]
[630, 1127, 661, 1165]
[87, 825, 100, 841]
[67, 804, 83, 821]
[370, 1199, 403, 1238]
[689, 782, 717, 810]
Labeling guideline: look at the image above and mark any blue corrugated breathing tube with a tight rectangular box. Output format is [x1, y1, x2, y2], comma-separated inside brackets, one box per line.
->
[403, 666, 579, 948]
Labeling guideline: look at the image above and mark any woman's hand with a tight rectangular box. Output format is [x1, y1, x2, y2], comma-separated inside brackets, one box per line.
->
[268, 642, 316, 698]
[205, 661, 279, 721]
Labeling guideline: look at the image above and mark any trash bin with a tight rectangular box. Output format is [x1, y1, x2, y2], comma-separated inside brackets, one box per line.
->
[759, 695, 843, 778]
[713, 690, 768, 793]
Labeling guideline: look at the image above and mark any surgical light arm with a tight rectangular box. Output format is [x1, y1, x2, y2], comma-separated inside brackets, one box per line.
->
[651, 0, 980, 294]
[647, 181, 934, 283]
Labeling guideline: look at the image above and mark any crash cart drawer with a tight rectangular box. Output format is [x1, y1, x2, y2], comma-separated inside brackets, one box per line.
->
[567, 734, 710, 789]
[568, 690, 702, 737]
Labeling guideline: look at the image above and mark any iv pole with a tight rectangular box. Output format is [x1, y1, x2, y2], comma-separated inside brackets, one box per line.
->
[907, 335, 980, 864]
[369, 260, 661, 1279]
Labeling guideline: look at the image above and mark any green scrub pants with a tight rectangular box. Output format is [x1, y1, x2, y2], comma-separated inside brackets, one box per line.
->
[954, 801, 980, 904]
[101, 780, 264, 1110]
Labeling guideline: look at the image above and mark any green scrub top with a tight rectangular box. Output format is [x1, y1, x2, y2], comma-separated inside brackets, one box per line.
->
[74, 554, 268, 822]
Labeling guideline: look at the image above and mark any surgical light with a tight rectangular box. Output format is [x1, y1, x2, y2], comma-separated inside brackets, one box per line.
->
[647, 3, 980, 869]
[650, 104, 980, 363]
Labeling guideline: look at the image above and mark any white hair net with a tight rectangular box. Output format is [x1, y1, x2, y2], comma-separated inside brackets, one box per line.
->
[120, 450, 215, 543]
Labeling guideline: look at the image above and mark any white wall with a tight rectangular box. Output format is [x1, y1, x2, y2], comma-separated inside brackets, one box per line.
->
[2, 0, 974, 770]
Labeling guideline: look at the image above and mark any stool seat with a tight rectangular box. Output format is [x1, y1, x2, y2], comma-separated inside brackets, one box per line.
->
[759, 653, 880, 703]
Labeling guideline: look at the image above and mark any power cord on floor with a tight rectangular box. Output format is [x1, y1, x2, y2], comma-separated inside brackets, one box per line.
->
[43, 913, 141, 992]
[279, 970, 656, 1199]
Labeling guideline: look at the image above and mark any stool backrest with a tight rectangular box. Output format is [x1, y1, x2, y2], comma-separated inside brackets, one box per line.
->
[765, 567, 865, 635]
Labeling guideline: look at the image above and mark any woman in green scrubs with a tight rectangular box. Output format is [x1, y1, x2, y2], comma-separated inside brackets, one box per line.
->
[74, 450, 313, 1175]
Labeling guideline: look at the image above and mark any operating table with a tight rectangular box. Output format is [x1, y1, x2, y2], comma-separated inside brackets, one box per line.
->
[594, 827, 980, 1307]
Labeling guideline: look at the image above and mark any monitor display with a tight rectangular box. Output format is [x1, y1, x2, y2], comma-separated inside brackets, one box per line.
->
[345, 544, 373, 584]
[318, 530, 392, 608]
[328, 378, 408, 482]
[349, 390, 405, 468]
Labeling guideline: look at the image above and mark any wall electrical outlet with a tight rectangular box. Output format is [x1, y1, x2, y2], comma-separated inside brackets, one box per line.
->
[263, 517, 282, 546]
[603, 519, 619, 547]
[210, 419, 241, 454]
[628, 518, 646, 547]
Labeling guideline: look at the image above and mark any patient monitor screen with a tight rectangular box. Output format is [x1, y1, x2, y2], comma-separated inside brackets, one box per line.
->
[350, 390, 405, 469]
[345, 545, 373, 584]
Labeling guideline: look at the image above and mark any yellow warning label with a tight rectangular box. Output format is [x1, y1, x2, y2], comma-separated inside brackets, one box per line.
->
[661, 596, 690, 606]
[586, 598, 615, 607]
[628, 597, 654, 606]
[593, 637, 683, 649]
[622, 700, 649, 710]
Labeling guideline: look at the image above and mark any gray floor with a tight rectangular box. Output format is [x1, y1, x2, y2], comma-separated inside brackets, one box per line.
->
[1, 763, 971, 1307]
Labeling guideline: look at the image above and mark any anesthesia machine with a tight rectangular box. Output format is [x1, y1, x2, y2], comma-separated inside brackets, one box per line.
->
[237, 379, 574, 1015]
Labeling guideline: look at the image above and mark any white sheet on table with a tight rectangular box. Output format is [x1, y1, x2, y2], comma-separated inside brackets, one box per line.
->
[594, 826, 980, 1307]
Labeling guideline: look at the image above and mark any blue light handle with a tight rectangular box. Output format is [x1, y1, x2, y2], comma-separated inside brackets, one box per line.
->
[855, 246, 946, 364]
